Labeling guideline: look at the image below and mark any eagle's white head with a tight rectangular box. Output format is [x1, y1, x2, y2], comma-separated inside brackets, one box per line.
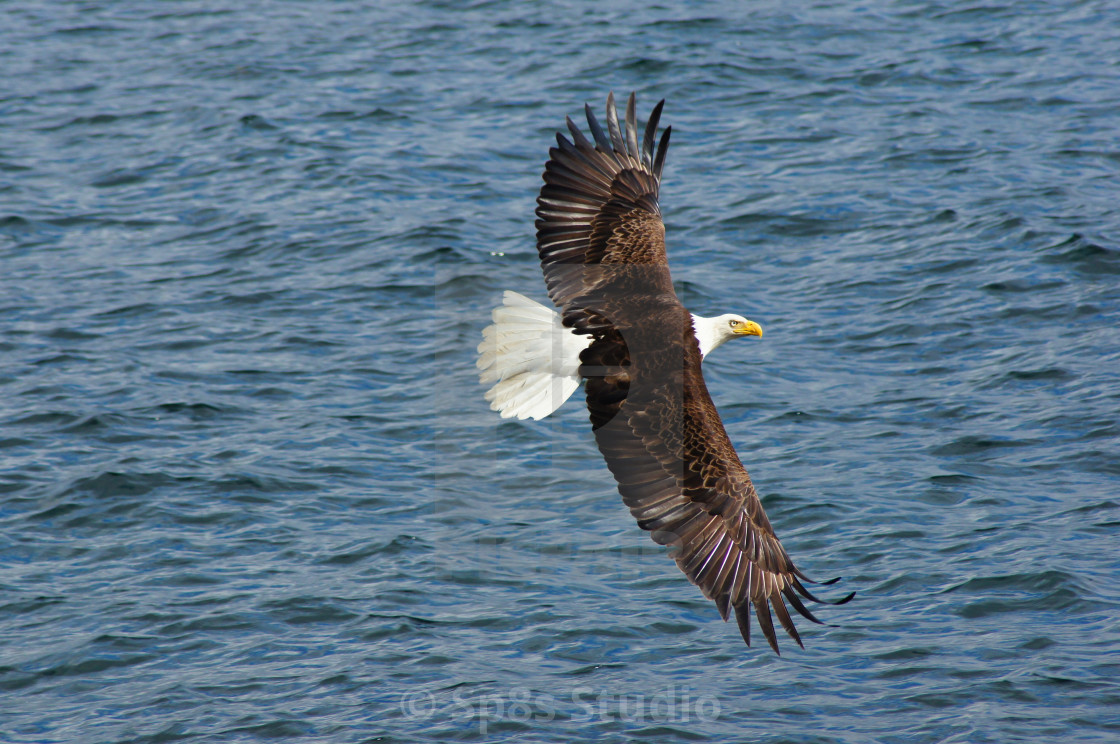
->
[692, 313, 763, 359]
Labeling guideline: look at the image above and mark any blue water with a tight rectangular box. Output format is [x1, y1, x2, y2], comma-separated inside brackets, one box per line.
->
[3, 2, 1119, 742]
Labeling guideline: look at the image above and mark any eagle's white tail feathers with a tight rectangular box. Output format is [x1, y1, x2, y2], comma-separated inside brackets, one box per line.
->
[476, 291, 588, 420]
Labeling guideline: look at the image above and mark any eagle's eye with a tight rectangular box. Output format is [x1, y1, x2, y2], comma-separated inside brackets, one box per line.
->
[729, 319, 740, 328]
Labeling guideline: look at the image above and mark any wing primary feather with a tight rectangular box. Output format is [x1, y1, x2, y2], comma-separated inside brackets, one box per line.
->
[625, 92, 639, 161]
[754, 598, 780, 655]
[770, 592, 804, 649]
[565, 116, 595, 152]
[604, 92, 627, 157]
[642, 99, 664, 168]
[733, 602, 752, 647]
[792, 578, 856, 606]
[584, 103, 613, 152]
[781, 585, 828, 626]
[653, 126, 671, 180]
[715, 593, 731, 622]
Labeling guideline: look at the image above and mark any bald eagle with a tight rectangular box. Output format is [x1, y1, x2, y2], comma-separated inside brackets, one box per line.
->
[478, 93, 850, 653]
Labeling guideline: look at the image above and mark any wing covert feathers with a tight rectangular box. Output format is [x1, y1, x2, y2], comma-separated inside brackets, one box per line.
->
[535, 93, 848, 653]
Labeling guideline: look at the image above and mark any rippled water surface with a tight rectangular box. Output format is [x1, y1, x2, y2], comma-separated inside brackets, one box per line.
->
[3, 2, 1120, 742]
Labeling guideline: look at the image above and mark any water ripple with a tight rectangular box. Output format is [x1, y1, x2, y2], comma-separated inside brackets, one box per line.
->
[2, 1, 1120, 742]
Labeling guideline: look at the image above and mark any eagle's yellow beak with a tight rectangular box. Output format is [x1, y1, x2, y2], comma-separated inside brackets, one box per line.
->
[734, 320, 763, 338]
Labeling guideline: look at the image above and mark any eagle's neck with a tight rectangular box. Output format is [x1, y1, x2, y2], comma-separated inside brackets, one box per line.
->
[691, 314, 725, 360]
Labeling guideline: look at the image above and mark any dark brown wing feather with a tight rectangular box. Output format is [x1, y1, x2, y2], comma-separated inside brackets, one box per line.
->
[534, 93, 849, 653]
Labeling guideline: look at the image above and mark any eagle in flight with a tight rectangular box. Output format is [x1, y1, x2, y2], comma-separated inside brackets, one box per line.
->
[478, 93, 851, 653]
